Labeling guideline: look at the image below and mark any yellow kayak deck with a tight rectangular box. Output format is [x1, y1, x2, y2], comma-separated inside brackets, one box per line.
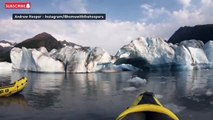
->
[0, 77, 27, 97]
[116, 92, 179, 120]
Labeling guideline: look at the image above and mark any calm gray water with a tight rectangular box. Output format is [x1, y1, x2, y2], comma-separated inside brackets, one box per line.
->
[0, 70, 212, 120]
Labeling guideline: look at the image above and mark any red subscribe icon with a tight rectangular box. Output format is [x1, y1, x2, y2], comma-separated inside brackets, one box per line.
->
[5, 2, 31, 9]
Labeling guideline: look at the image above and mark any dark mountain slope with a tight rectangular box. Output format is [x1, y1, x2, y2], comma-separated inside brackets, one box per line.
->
[15, 32, 64, 51]
[168, 24, 213, 44]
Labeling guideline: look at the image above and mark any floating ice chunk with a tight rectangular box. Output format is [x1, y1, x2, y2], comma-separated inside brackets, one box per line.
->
[155, 94, 163, 99]
[116, 64, 141, 71]
[206, 89, 213, 96]
[96, 63, 140, 72]
[122, 87, 137, 91]
[127, 77, 147, 86]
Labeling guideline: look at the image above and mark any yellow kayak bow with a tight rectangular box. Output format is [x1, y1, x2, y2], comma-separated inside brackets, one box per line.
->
[116, 92, 179, 120]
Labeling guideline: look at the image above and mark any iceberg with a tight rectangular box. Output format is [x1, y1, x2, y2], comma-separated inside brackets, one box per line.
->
[204, 41, 213, 63]
[173, 45, 193, 67]
[188, 47, 208, 64]
[9, 38, 213, 72]
[173, 43, 209, 70]
[38, 46, 49, 55]
[31, 49, 64, 72]
[116, 38, 212, 70]
[49, 49, 57, 56]
[56, 46, 91, 73]
[116, 37, 175, 70]
[10, 47, 64, 72]
[116, 37, 175, 68]
[87, 47, 112, 72]
[10, 47, 23, 70]
[52, 46, 113, 73]
[10, 46, 114, 73]
[116, 37, 175, 65]
[0, 62, 12, 71]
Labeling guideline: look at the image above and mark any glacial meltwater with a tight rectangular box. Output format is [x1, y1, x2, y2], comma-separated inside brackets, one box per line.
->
[0, 70, 212, 120]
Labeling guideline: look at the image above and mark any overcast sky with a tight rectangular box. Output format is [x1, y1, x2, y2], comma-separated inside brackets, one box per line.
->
[0, 0, 213, 54]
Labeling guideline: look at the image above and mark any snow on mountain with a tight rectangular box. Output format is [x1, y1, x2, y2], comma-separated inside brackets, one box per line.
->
[60, 40, 82, 48]
[0, 43, 12, 47]
[0, 40, 14, 47]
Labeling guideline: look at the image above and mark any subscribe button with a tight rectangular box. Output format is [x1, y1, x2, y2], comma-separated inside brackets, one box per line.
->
[5, 2, 31, 9]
